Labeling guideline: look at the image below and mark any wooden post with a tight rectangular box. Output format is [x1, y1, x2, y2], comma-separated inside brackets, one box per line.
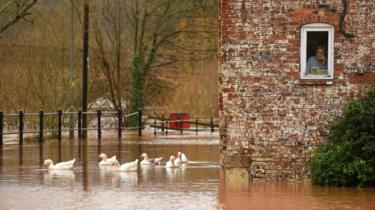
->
[78, 110, 82, 139]
[210, 117, 214, 133]
[166, 119, 168, 136]
[138, 108, 142, 137]
[180, 119, 183, 135]
[196, 118, 198, 135]
[39, 111, 44, 143]
[161, 115, 165, 134]
[81, 0, 89, 139]
[118, 108, 122, 138]
[68, 0, 75, 140]
[0, 112, 3, 145]
[154, 119, 157, 136]
[97, 110, 101, 139]
[57, 110, 62, 141]
[19, 111, 24, 145]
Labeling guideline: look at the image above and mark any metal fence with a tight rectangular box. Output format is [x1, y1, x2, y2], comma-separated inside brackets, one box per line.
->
[147, 116, 219, 136]
[0, 109, 219, 145]
[0, 109, 142, 145]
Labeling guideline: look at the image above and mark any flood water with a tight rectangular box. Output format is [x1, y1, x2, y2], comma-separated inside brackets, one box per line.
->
[0, 136, 374, 210]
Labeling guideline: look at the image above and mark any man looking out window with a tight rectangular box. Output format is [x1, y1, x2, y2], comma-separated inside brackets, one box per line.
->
[306, 46, 328, 75]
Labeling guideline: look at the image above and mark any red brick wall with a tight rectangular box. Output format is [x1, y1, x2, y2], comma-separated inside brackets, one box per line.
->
[219, 0, 375, 179]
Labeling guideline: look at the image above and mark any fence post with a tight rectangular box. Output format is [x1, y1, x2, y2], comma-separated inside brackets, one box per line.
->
[39, 111, 44, 143]
[19, 111, 24, 144]
[118, 108, 122, 138]
[154, 119, 157, 136]
[138, 108, 142, 137]
[166, 119, 168, 136]
[210, 117, 214, 133]
[97, 110, 101, 139]
[57, 110, 62, 141]
[161, 115, 165, 134]
[196, 118, 198, 135]
[78, 110, 82, 139]
[180, 119, 183, 135]
[0, 112, 3, 145]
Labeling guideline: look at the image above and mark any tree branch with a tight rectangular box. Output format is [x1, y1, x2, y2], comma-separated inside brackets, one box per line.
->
[0, 0, 38, 34]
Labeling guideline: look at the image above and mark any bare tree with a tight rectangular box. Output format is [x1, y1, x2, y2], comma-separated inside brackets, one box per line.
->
[125, 0, 216, 118]
[0, 0, 38, 34]
[91, 0, 126, 110]
[91, 0, 216, 118]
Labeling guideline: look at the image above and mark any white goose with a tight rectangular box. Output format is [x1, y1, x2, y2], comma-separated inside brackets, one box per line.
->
[44, 159, 75, 170]
[176, 152, 189, 165]
[140, 153, 163, 165]
[175, 154, 182, 166]
[165, 156, 179, 168]
[153, 157, 163, 165]
[174, 156, 181, 168]
[98, 153, 117, 166]
[112, 159, 139, 172]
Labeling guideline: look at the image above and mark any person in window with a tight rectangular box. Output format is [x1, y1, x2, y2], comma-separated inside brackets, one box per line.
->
[306, 46, 328, 75]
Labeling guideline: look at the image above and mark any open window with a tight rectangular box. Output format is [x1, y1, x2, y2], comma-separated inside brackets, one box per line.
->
[300, 23, 334, 80]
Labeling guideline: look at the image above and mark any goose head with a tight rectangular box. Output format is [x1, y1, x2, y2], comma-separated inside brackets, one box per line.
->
[169, 155, 176, 163]
[140, 153, 148, 160]
[112, 160, 120, 168]
[177, 152, 182, 158]
[99, 153, 107, 160]
[44, 159, 53, 167]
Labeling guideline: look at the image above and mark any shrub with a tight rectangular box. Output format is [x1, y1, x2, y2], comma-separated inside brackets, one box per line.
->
[310, 87, 375, 187]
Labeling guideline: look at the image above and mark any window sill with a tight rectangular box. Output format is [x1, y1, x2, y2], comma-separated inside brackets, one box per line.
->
[298, 79, 333, 85]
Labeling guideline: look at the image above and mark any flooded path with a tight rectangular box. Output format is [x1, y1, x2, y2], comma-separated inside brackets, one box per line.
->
[0, 137, 374, 210]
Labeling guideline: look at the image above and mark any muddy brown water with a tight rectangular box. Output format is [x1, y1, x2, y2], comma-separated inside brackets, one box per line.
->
[0, 137, 374, 210]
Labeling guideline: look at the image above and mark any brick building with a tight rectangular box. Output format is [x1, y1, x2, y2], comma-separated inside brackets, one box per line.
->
[219, 0, 375, 179]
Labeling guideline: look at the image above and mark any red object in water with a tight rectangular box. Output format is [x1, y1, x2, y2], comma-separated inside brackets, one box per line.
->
[168, 113, 190, 129]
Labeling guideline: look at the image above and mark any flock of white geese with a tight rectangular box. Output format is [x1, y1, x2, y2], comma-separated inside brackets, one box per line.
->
[43, 152, 189, 172]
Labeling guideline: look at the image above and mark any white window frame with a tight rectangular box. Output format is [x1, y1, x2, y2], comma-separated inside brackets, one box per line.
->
[300, 23, 334, 80]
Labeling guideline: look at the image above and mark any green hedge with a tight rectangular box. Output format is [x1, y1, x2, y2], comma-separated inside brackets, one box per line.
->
[310, 87, 375, 187]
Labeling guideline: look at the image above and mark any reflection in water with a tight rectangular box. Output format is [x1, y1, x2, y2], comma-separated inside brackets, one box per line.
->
[128, 143, 141, 163]
[57, 141, 62, 162]
[38, 143, 44, 185]
[153, 165, 164, 180]
[82, 139, 88, 191]
[0, 145, 2, 172]
[43, 170, 75, 186]
[97, 138, 101, 155]
[140, 164, 153, 181]
[18, 144, 23, 167]
[111, 172, 138, 187]
[217, 169, 375, 210]
[77, 139, 81, 161]
[39, 143, 43, 166]
[69, 139, 74, 160]
[18, 145, 23, 182]
[116, 138, 121, 161]
[99, 166, 112, 184]
[165, 168, 177, 182]
[180, 163, 188, 177]
[1, 139, 373, 210]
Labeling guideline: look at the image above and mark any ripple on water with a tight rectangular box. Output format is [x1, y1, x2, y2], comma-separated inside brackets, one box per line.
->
[0, 140, 221, 210]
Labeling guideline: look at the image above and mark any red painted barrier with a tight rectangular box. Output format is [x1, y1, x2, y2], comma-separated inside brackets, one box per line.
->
[168, 113, 190, 129]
